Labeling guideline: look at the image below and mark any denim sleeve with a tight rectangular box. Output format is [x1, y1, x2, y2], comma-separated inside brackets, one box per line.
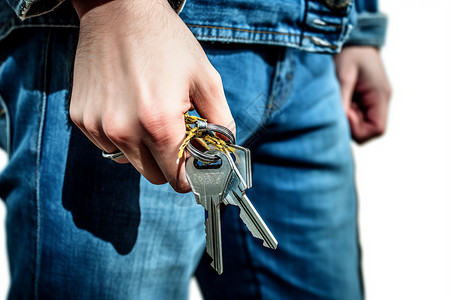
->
[5, 0, 186, 20]
[5, 0, 65, 19]
[345, 0, 388, 47]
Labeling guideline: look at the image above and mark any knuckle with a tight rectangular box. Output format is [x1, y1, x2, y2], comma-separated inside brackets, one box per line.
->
[338, 73, 355, 87]
[69, 107, 82, 126]
[373, 123, 386, 137]
[139, 111, 181, 145]
[210, 68, 223, 85]
[83, 117, 101, 138]
[138, 110, 165, 130]
[103, 118, 133, 145]
[206, 69, 224, 97]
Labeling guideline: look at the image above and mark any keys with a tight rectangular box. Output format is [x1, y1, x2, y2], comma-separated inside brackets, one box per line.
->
[229, 145, 252, 189]
[185, 150, 232, 275]
[223, 147, 278, 250]
[184, 119, 278, 274]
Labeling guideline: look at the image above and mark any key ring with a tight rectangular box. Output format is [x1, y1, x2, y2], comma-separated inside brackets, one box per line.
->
[186, 122, 235, 163]
[101, 119, 235, 163]
[206, 123, 235, 144]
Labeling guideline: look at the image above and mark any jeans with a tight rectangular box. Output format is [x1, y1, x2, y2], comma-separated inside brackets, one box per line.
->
[0, 26, 362, 300]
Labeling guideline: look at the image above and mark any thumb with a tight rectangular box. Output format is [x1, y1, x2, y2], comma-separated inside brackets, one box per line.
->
[336, 64, 358, 113]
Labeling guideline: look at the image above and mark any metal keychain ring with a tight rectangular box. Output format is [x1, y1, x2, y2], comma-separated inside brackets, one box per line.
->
[186, 143, 220, 163]
[186, 123, 235, 163]
[206, 123, 235, 144]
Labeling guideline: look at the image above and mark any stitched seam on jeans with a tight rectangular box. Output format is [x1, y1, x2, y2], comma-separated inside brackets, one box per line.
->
[34, 29, 51, 300]
[193, 34, 300, 45]
[186, 24, 302, 37]
[194, 34, 303, 50]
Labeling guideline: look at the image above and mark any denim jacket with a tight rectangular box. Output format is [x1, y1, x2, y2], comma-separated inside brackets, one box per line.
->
[1, 0, 386, 54]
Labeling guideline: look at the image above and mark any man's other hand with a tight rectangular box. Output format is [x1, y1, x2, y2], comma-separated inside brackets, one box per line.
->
[334, 46, 392, 144]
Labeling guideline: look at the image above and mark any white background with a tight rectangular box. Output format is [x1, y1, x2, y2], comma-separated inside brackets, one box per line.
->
[1, 0, 449, 299]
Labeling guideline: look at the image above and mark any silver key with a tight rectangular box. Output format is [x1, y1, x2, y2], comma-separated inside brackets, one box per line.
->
[229, 144, 252, 190]
[223, 148, 278, 250]
[185, 150, 232, 274]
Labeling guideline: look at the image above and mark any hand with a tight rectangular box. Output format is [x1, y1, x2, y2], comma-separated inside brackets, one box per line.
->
[334, 46, 392, 144]
[70, 0, 234, 192]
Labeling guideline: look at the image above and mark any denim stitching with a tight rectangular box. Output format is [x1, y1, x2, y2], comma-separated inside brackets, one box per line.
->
[194, 34, 301, 48]
[34, 29, 51, 300]
[187, 24, 302, 37]
[0, 16, 15, 34]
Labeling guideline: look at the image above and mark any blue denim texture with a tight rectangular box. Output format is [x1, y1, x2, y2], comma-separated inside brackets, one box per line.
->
[195, 43, 362, 300]
[0, 26, 362, 299]
[1, 0, 387, 51]
[0, 28, 206, 299]
[0, 0, 364, 299]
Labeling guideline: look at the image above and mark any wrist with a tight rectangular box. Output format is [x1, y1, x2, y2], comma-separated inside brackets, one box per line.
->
[71, 0, 114, 18]
[71, 0, 173, 20]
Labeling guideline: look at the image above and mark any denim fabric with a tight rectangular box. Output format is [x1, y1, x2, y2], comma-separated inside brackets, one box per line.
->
[6, 0, 64, 19]
[1, 0, 387, 52]
[0, 25, 362, 299]
[195, 43, 362, 300]
[344, 12, 387, 47]
[344, 0, 387, 47]
[0, 28, 205, 299]
[180, 0, 355, 53]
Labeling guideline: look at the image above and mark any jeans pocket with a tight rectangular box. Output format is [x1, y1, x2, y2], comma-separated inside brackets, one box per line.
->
[0, 93, 10, 155]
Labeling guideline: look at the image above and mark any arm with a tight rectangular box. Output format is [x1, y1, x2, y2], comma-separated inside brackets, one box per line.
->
[68, 0, 234, 192]
[334, 0, 391, 144]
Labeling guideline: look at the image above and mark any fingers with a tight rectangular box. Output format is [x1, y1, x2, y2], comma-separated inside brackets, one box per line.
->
[70, 108, 168, 185]
[139, 110, 192, 193]
[347, 90, 390, 144]
[73, 116, 130, 164]
[135, 66, 235, 193]
[69, 0, 233, 193]
[335, 61, 358, 112]
[334, 46, 392, 144]
[136, 65, 235, 193]
[192, 67, 236, 136]
[101, 117, 169, 184]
